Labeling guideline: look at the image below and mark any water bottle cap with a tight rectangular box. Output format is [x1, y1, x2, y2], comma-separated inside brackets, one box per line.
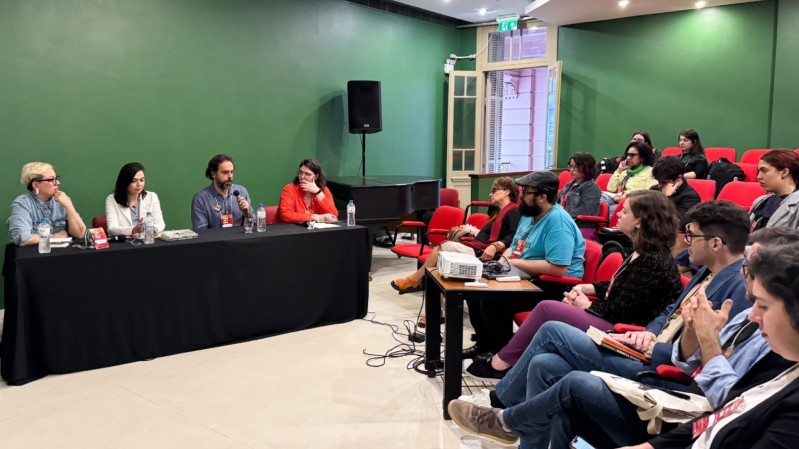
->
[146, 211, 153, 216]
[259, 203, 264, 207]
[348, 200, 353, 204]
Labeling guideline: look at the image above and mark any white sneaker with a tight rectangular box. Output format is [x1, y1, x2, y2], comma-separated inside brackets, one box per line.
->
[457, 388, 492, 408]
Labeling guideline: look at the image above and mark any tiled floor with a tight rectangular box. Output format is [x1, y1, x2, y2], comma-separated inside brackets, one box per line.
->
[0, 247, 505, 448]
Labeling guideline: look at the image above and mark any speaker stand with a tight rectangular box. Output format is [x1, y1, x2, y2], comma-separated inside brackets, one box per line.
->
[360, 131, 367, 177]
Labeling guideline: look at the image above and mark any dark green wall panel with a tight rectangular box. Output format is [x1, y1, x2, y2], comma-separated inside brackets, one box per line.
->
[556, 1, 777, 166]
[771, 0, 799, 148]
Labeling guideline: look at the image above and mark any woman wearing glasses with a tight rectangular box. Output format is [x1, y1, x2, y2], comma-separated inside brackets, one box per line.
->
[607, 141, 658, 201]
[8, 161, 87, 246]
[558, 152, 602, 240]
[277, 158, 338, 224]
[105, 162, 166, 236]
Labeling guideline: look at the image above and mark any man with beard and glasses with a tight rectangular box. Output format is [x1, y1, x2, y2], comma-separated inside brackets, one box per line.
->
[191, 154, 252, 229]
[462, 170, 585, 365]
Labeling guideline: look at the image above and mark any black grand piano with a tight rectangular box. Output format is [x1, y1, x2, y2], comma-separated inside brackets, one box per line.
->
[326, 176, 441, 265]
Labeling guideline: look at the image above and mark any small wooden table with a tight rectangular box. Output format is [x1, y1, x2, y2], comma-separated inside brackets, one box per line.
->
[423, 269, 542, 419]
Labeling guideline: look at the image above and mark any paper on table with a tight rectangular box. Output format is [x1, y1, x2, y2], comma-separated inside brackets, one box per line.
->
[309, 222, 340, 229]
[50, 237, 73, 244]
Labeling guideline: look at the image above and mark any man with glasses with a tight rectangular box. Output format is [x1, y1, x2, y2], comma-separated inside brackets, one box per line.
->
[463, 170, 585, 362]
[191, 154, 252, 229]
[9, 161, 87, 246]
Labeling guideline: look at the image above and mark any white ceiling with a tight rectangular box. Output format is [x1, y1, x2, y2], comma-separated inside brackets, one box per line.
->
[393, 0, 762, 25]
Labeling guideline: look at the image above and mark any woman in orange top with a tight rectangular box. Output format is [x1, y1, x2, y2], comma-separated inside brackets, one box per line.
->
[278, 159, 338, 223]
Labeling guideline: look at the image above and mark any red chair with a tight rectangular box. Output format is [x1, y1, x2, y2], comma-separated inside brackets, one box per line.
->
[465, 212, 489, 230]
[739, 149, 770, 165]
[704, 147, 736, 163]
[716, 181, 766, 212]
[596, 173, 612, 191]
[735, 163, 758, 183]
[440, 188, 460, 208]
[537, 238, 603, 285]
[390, 205, 465, 261]
[608, 198, 626, 228]
[686, 179, 716, 202]
[576, 202, 610, 235]
[662, 147, 682, 157]
[514, 248, 622, 326]
[265, 206, 279, 224]
[91, 216, 108, 234]
[558, 170, 572, 192]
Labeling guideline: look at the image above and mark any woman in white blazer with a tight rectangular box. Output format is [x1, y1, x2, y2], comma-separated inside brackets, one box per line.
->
[105, 162, 166, 236]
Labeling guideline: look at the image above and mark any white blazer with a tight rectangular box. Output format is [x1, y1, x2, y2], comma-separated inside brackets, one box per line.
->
[105, 192, 166, 236]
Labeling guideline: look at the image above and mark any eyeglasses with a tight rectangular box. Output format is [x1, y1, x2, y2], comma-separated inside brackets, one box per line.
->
[297, 171, 315, 178]
[567, 164, 577, 169]
[490, 187, 507, 194]
[625, 152, 640, 159]
[684, 229, 725, 244]
[741, 260, 751, 278]
[522, 190, 540, 197]
[37, 176, 61, 184]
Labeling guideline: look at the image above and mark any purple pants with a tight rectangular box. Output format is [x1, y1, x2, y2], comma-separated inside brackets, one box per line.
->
[496, 300, 613, 366]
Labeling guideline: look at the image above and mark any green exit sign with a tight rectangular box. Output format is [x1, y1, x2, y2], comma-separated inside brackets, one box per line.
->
[497, 14, 519, 32]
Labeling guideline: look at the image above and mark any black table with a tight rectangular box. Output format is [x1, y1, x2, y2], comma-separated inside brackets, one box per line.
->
[423, 269, 541, 419]
[1, 224, 369, 385]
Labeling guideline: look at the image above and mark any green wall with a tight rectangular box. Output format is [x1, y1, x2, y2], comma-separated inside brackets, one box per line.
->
[0, 0, 462, 307]
[770, 0, 799, 147]
[556, 0, 793, 167]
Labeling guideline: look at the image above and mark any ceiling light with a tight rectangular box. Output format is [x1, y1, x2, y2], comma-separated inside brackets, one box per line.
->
[694, 1, 707, 8]
[478, 8, 487, 15]
[618, 0, 629, 8]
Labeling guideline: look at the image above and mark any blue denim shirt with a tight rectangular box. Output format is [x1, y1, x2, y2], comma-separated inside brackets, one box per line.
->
[190, 183, 251, 229]
[7, 192, 68, 244]
[671, 308, 768, 408]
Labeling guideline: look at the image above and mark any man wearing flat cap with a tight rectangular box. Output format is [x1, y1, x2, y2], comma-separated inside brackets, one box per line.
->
[464, 170, 586, 361]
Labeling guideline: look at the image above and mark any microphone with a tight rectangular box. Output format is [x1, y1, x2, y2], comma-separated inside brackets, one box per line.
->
[233, 190, 251, 217]
[109, 235, 127, 243]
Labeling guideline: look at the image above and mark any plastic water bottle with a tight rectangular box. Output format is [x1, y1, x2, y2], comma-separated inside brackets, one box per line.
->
[37, 218, 51, 254]
[256, 203, 267, 232]
[346, 200, 356, 226]
[144, 211, 155, 245]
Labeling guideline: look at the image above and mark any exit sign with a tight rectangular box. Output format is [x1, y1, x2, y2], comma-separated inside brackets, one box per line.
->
[497, 14, 519, 32]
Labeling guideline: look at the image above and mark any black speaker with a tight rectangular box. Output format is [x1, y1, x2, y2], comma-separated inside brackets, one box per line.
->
[348, 80, 382, 134]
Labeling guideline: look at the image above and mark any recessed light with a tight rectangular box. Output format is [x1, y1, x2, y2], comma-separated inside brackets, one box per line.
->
[618, 0, 629, 8]
[478, 8, 487, 15]
[694, 1, 707, 8]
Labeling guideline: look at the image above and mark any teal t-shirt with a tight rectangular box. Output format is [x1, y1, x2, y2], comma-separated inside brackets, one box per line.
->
[509, 204, 585, 278]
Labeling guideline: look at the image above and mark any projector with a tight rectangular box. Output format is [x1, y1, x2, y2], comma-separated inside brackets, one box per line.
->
[437, 251, 483, 281]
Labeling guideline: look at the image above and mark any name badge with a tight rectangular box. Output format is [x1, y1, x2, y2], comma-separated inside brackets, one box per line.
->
[692, 397, 744, 438]
[220, 214, 234, 228]
[510, 239, 526, 259]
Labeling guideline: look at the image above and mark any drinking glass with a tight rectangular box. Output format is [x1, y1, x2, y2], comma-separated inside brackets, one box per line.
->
[244, 216, 254, 233]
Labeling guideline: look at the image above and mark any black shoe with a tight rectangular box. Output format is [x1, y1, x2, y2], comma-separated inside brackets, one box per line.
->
[466, 353, 509, 379]
[461, 345, 488, 360]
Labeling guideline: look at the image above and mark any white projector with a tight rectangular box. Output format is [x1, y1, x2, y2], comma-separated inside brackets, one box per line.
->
[437, 251, 483, 281]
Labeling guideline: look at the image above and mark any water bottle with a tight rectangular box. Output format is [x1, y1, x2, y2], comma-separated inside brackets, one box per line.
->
[37, 218, 51, 254]
[346, 200, 356, 226]
[144, 211, 155, 245]
[256, 203, 267, 232]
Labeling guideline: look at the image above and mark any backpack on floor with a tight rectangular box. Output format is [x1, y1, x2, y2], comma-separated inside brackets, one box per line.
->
[706, 157, 745, 197]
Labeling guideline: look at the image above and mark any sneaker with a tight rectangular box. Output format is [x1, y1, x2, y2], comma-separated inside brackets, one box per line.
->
[458, 388, 492, 408]
[447, 400, 518, 445]
[466, 354, 509, 380]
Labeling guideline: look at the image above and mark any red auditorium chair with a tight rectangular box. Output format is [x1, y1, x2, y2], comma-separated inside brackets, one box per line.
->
[390, 205, 465, 263]
[716, 181, 766, 212]
[739, 149, 770, 164]
[662, 147, 682, 157]
[265, 205, 279, 224]
[596, 173, 612, 191]
[704, 147, 737, 163]
[440, 188, 460, 207]
[558, 170, 572, 192]
[735, 163, 759, 183]
[91, 216, 108, 234]
[686, 179, 716, 202]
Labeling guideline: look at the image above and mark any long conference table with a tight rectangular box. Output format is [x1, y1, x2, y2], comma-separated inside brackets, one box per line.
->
[1, 224, 370, 385]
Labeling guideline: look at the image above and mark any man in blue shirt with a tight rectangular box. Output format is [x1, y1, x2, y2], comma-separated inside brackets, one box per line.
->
[191, 154, 252, 229]
[465, 170, 585, 360]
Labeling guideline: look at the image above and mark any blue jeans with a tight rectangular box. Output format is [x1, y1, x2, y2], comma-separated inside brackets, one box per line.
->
[493, 321, 659, 449]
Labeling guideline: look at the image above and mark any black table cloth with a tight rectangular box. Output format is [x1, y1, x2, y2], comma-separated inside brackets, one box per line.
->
[1, 224, 369, 385]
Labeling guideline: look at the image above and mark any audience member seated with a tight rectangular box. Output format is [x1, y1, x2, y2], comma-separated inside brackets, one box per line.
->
[105, 162, 165, 236]
[390, 177, 520, 294]
[467, 190, 683, 379]
[677, 128, 708, 179]
[191, 154, 252, 229]
[558, 152, 601, 240]
[278, 158, 338, 224]
[650, 156, 701, 228]
[750, 149, 799, 231]
[448, 203, 763, 448]
[8, 161, 87, 246]
[630, 130, 657, 153]
[463, 170, 585, 361]
[607, 141, 658, 202]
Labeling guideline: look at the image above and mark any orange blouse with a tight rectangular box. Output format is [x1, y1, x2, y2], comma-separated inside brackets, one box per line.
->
[277, 183, 338, 223]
